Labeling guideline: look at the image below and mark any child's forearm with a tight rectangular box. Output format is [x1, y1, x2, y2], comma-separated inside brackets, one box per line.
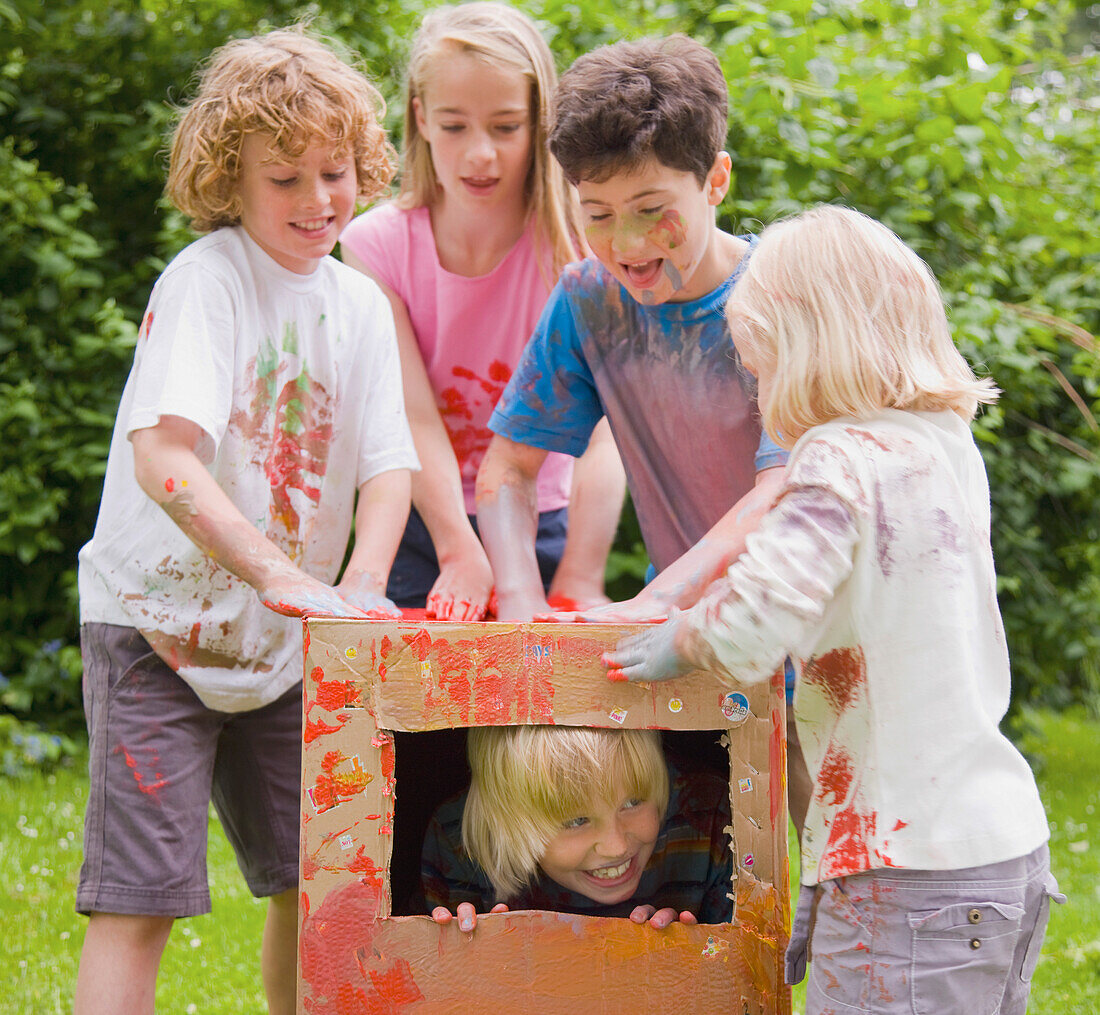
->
[131, 417, 365, 617]
[643, 466, 786, 610]
[336, 469, 411, 613]
[475, 435, 548, 620]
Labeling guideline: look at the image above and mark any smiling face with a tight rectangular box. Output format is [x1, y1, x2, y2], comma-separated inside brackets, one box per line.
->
[414, 48, 533, 216]
[236, 132, 357, 274]
[537, 788, 662, 905]
[577, 154, 732, 305]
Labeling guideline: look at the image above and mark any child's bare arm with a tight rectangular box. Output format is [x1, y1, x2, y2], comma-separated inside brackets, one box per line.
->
[475, 433, 550, 620]
[131, 415, 369, 618]
[551, 466, 786, 623]
[346, 256, 492, 621]
[548, 418, 625, 610]
[335, 468, 412, 616]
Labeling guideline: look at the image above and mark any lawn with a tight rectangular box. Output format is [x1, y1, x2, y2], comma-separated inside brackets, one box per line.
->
[3, 707, 1097, 1014]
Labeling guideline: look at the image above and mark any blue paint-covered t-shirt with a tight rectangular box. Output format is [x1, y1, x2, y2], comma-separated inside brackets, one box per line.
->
[489, 240, 787, 572]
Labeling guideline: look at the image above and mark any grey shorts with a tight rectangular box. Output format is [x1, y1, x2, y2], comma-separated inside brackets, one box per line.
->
[787, 844, 1064, 1015]
[77, 623, 301, 917]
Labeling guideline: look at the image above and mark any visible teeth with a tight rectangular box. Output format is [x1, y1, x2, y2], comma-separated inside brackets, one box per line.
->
[588, 859, 630, 880]
[295, 219, 330, 231]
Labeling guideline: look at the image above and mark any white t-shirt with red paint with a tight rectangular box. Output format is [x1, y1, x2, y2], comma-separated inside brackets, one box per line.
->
[78, 226, 418, 712]
[339, 203, 573, 514]
[681, 409, 1049, 883]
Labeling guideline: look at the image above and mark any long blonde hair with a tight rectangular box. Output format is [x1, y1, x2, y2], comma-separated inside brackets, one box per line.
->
[397, 2, 583, 275]
[462, 726, 669, 900]
[726, 205, 999, 448]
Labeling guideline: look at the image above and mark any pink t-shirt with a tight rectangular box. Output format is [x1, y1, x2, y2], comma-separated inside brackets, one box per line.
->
[341, 203, 572, 514]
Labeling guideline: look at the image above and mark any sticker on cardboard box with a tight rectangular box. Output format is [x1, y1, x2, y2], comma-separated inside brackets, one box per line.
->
[721, 692, 751, 726]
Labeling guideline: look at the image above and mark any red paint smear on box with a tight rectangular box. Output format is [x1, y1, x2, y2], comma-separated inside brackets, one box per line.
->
[308, 752, 371, 815]
[803, 646, 866, 715]
[369, 959, 423, 1007]
[770, 703, 784, 828]
[412, 633, 556, 726]
[300, 876, 422, 1015]
[310, 667, 362, 714]
[305, 714, 350, 743]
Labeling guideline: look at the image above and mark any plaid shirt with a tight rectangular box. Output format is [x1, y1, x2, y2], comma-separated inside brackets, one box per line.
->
[421, 759, 733, 923]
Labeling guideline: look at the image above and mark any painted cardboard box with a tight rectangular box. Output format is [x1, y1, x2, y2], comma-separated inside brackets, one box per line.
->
[298, 618, 791, 1014]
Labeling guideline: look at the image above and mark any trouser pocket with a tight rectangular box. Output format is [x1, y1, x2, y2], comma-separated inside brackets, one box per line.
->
[1020, 872, 1066, 983]
[908, 900, 1024, 1015]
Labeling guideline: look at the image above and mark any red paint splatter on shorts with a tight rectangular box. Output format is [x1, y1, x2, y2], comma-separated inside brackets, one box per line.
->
[802, 646, 866, 715]
[892, 819, 908, 832]
[115, 744, 167, 797]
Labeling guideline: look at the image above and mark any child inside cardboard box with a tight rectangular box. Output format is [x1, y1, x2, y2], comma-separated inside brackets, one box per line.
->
[421, 726, 733, 930]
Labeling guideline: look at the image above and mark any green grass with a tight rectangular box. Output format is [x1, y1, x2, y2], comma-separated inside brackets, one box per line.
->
[2, 708, 1097, 1014]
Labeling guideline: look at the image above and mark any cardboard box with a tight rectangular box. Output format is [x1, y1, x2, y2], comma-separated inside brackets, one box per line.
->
[298, 618, 791, 1014]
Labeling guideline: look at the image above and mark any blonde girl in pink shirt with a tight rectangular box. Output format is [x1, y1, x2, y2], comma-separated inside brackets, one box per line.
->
[341, 2, 625, 624]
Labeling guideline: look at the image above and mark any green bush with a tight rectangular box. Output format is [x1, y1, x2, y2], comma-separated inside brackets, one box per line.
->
[0, 138, 137, 742]
[0, 0, 1096, 757]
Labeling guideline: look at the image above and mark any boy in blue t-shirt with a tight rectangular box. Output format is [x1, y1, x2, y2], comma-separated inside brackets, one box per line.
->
[474, 35, 811, 834]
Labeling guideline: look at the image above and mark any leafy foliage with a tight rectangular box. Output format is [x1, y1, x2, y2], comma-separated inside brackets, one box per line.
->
[0, 0, 1096, 760]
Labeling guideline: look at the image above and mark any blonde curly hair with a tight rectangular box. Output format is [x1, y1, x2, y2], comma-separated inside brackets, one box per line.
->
[166, 26, 395, 232]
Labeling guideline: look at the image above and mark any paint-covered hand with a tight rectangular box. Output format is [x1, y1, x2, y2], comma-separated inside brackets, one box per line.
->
[542, 591, 669, 625]
[628, 905, 699, 929]
[259, 573, 371, 619]
[602, 609, 693, 683]
[426, 545, 493, 621]
[431, 901, 510, 933]
[336, 570, 402, 619]
[493, 588, 552, 622]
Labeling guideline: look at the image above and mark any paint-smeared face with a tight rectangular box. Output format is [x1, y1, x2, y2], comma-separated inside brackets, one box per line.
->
[578, 154, 731, 305]
[414, 49, 533, 215]
[538, 788, 661, 905]
[237, 132, 357, 275]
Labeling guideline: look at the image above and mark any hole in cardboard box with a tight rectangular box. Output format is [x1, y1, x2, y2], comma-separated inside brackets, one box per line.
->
[388, 727, 732, 921]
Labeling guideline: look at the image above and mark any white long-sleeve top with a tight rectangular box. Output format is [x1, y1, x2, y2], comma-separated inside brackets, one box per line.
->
[683, 410, 1049, 884]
